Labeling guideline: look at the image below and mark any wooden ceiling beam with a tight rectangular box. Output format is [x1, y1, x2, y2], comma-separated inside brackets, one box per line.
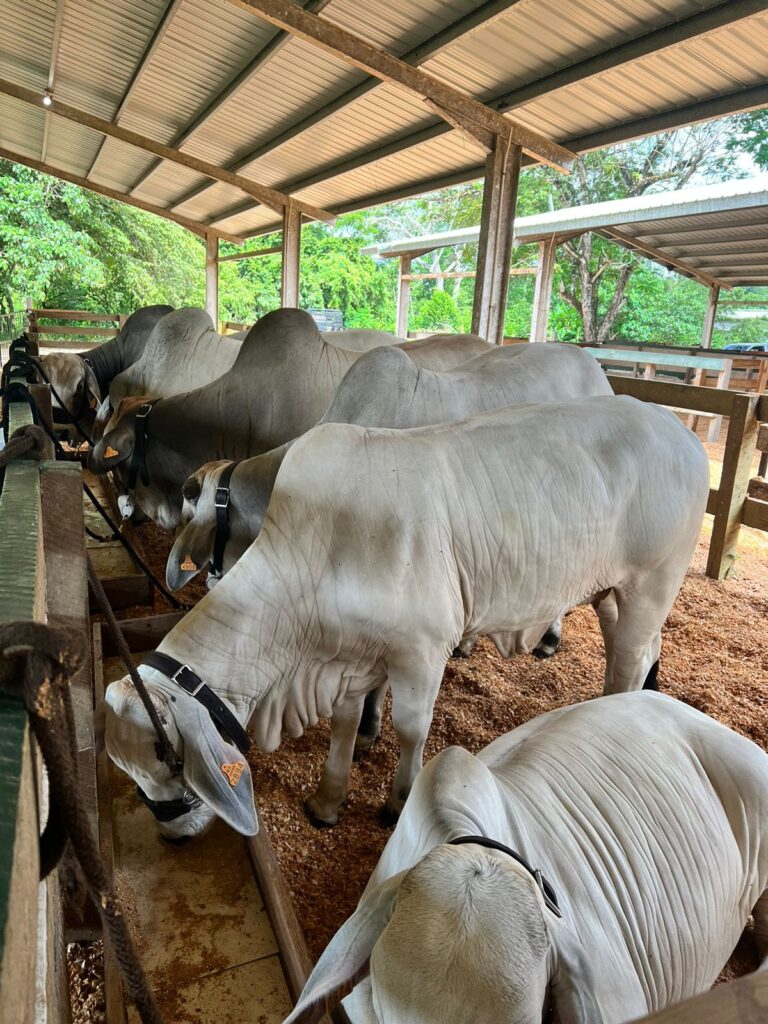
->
[130, 0, 333, 196]
[87, 0, 184, 178]
[0, 77, 334, 224]
[41, 0, 67, 164]
[599, 227, 730, 290]
[170, 0, 526, 214]
[225, 0, 574, 172]
[0, 145, 244, 245]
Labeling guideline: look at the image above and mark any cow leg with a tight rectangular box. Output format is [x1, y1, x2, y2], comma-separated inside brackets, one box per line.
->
[354, 684, 387, 760]
[383, 663, 444, 824]
[305, 693, 365, 827]
[754, 890, 768, 969]
[600, 573, 677, 694]
[532, 615, 563, 659]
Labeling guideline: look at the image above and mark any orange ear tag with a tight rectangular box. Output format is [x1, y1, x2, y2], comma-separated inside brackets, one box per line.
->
[221, 762, 245, 787]
[105, 445, 120, 458]
[89, 395, 98, 410]
[180, 554, 197, 571]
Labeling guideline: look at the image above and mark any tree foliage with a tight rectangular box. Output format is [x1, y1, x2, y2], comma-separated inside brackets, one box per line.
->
[0, 116, 764, 346]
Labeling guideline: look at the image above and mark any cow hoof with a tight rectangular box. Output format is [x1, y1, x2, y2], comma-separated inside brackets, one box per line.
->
[304, 798, 338, 829]
[380, 794, 405, 828]
[379, 804, 400, 828]
[643, 660, 660, 691]
[532, 630, 561, 660]
[452, 638, 476, 659]
[353, 732, 380, 761]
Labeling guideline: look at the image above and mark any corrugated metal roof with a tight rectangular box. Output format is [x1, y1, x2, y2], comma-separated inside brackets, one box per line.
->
[363, 176, 768, 287]
[1, 0, 767, 243]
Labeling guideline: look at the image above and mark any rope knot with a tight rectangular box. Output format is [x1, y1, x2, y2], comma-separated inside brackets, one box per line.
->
[8, 423, 50, 461]
[0, 621, 83, 703]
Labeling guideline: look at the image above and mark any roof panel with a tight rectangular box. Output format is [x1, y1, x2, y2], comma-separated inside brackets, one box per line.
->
[2, 0, 767, 239]
[0, 0, 57, 88]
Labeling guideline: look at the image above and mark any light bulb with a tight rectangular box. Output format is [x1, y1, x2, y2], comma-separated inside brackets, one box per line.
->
[42, 91, 52, 107]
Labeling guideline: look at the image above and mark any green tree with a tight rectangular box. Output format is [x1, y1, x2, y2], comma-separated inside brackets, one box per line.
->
[727, 109, 768, 169]
[0, 160, 205, 314]
[413, 289, 460, 332]
[524, 123, 741, 342]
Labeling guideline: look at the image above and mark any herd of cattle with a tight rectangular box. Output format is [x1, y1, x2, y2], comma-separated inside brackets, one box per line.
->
[42, 306, 768, 1023]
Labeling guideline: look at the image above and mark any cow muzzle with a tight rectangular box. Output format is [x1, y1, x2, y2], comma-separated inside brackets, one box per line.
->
[136, 784, 200, 823]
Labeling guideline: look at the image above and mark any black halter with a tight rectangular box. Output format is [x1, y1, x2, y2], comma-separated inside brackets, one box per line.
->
[209, 461, 238, 579]
[126, 400, 158, 493]
[448, 836, 562, 918]
[135, 784, 199, 822]
[142, 651, 251, 755]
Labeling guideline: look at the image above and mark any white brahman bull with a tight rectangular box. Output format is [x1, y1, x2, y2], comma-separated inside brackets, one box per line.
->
[285, 692, 768, 1024]
[39, 304, 172, 426]
[89, 309, 489, 527]
[101, 397, 708, 835]
[167, 342, 611, 590]
[107, 306, 245, 409]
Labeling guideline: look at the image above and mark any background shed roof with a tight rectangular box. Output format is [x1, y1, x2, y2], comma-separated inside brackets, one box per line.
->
[2, 0, 767, 241]
[364, 177, 768, 288]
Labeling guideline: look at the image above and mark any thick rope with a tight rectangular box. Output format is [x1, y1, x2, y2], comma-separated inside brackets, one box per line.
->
[0, 622, 165, 1024]
[0, 427, 42, 466]
[0, 427, 165, 1021]
[86, 555, 183, 777]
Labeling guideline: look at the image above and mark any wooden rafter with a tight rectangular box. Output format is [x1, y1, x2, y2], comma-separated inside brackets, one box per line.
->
[217, 245, 283, 263]
[599, 227, 730, 290]
[41, 0, 67, 164]
[199, 0, 759, 229]
[170, 0, 527, 214]
[225, 0, 574, 172]
[0, 78, 334, 224]
[87, 0, 184, 179]
[131, 0, 333, 197]
[0, 145, 244, 245]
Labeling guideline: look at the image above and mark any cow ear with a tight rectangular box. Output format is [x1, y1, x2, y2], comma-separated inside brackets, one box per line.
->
[549, 925, 605, 1024]
[167, 520, 214, 590]
[93, 402, 137, 469]
[93, 395, 112, 438]
[283, 872, 406, 1024]
[83, 362, 102, 409]
[181, 712, 258, 836]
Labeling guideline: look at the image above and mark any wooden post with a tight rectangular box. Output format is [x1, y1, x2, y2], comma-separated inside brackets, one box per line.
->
[472, 138, 522, 344]
[281, 203, 302, 308]
[529, 236, 557, 343]
[396, 255, 412, 337]
[205, 231, 218, 324]
[706, 392, 759, 580]
[700, 284, 720, 349]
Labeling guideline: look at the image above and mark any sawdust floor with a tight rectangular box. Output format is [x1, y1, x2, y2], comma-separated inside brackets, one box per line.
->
[116, 423, 767, 988]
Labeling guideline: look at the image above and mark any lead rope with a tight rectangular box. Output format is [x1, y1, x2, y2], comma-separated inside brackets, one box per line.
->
[86, 555, 183, 777]
[0, 426, 165, 1024]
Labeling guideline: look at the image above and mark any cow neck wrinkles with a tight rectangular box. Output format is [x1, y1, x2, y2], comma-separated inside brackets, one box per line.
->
[156, 528, 350, 753]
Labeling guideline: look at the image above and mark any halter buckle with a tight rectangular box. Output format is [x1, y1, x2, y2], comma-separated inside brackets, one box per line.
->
[136, 402, 153, 420]
[171, 663, 204, 696]
[214, 486, 230, 509]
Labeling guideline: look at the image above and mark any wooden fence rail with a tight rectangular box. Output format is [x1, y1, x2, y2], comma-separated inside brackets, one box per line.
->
[27, 308, 125, 348]
[608, 376, 767, 579]
[0, 373, 87, 1024]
